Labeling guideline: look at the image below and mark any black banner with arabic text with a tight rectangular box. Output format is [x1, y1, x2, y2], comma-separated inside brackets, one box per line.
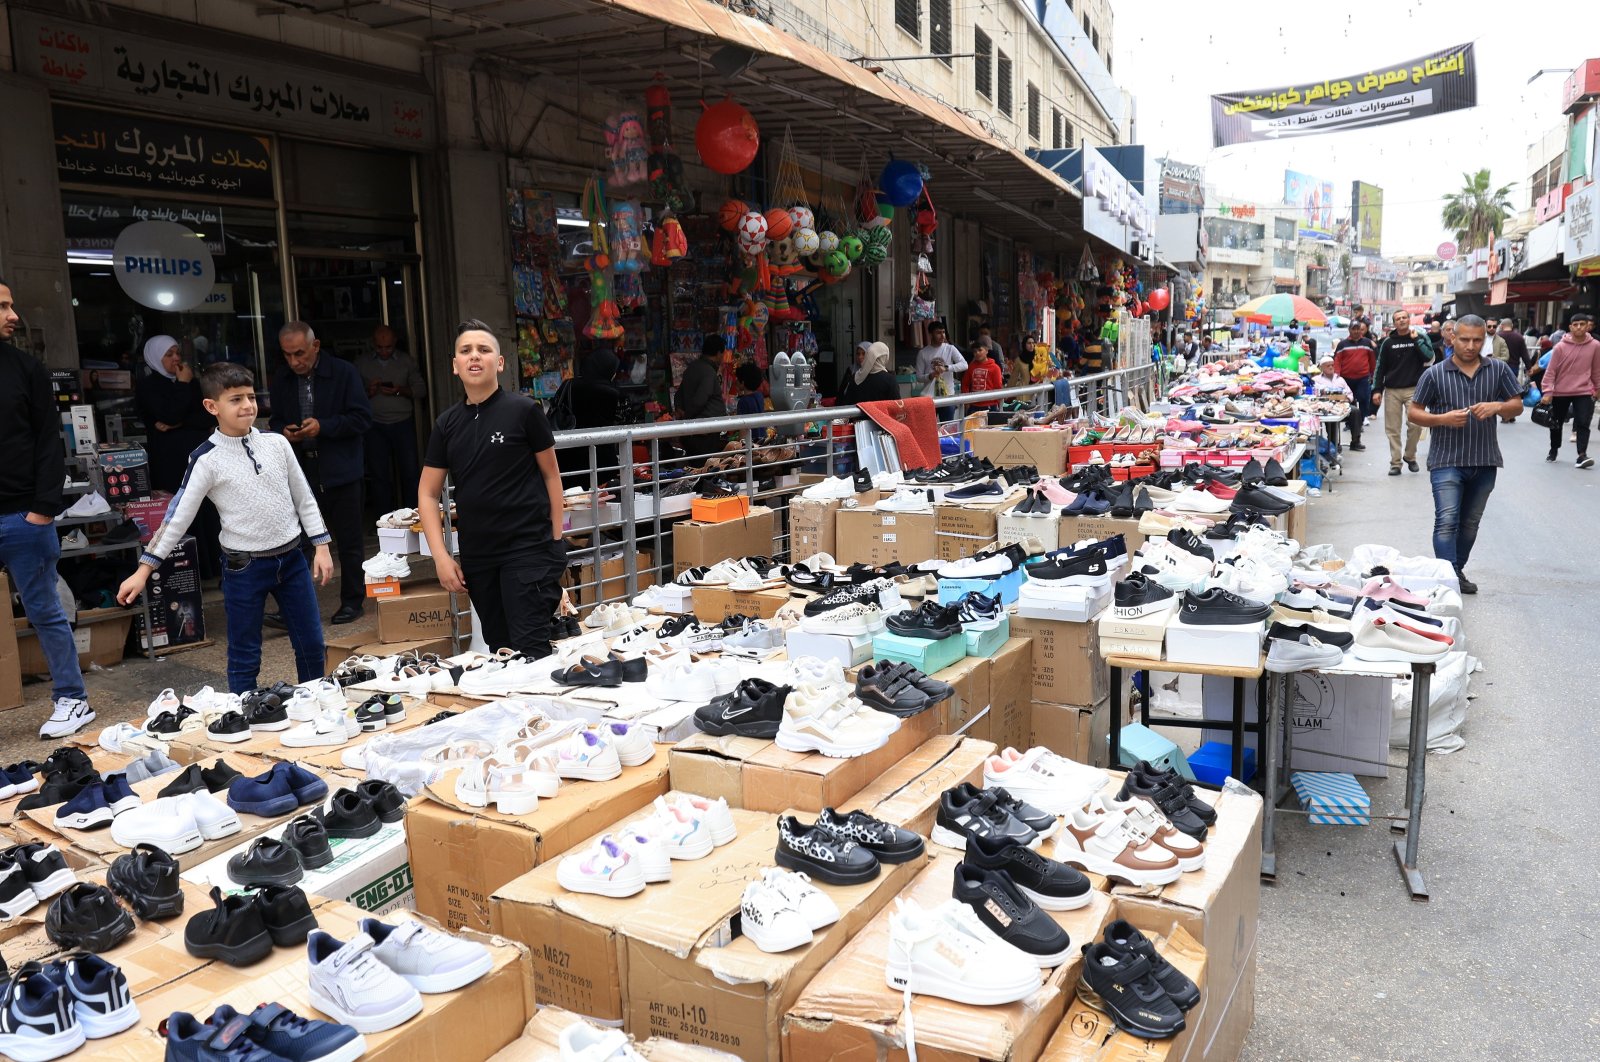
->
[1210, 43, 1476, 147]
[53, 104, 274, 199]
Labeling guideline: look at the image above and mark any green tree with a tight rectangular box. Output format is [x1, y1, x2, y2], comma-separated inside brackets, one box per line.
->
[1440, 169, 1514, 251]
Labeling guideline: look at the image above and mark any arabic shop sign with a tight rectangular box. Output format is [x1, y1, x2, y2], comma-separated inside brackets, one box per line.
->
[112, 221, 215, 311]
[1210, 43, 1477, 147]
[1563, 182, 1600, 265]
[54, 105, 273, 199]
[17, 11, 432, 148]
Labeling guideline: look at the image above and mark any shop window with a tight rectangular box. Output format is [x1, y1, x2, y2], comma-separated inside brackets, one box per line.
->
[1027, 84, 1041, 140]
[1052, 108, 1063, 149]
[280, 139, 414, 218]
[998, 52, 1013, 116]
[930, 0, 952, 61]
[974, 28, 992, 99]
[1063, 116, 1075, 148]
[1092, 28, 1100, 52]
[895, 0, 920, 39]
[1083, 13, 1091, 36]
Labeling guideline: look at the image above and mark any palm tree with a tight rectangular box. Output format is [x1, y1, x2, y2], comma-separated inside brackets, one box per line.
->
[1440, 169, 1514, 251]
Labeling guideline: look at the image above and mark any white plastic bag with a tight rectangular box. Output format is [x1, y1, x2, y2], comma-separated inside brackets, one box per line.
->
[1389, 651, 1477, 753]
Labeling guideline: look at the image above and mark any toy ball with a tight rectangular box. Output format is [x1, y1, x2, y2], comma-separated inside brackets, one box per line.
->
[793, 227, 820, 256]
[861, 240, 888, 266]
[695, 98, 760, 175]
[879, 158, 923, 207]
[737, 210, 769, 242]
[823, 249, 850, 276]
[863, 227, 892, 249]
[718, 199, 749, 231]
[737, 233, 768, 257]
[763, 208, 793, 241]
[839, 234, 864, 262]
[1147, 288, 1171, 311]
[818, 230, 840, 254]
[788, 206, 815, 231]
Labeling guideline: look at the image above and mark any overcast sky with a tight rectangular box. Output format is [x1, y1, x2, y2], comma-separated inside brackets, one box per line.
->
[1111, 0, 1600, 258]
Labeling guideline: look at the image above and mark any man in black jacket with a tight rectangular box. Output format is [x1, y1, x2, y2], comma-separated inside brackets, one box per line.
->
[0, 279, 96, 738]
[269, 321, 373, 623]
[1372, 310, 1435, 476]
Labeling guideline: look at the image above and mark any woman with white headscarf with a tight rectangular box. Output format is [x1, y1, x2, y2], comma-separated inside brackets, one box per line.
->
[134, 335, 212, 492]
[838, 340, 900, 405]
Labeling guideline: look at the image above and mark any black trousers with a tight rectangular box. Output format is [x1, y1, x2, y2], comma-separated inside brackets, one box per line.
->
[1549, 394, 1595, 456]
[461, 542, 568, 658]
[312, 478, 367, 610]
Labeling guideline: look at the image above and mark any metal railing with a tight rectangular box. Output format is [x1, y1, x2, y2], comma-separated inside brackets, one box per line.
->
[546, 364, 1157, 610]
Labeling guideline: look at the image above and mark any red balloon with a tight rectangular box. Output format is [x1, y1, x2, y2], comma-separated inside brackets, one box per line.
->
[695, 98, 760, 175]
[1147, 287, 1171, 311]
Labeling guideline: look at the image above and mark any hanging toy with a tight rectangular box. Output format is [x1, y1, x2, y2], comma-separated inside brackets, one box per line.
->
[695, 97, 760, 175]
[651, 213, 687, 265]
[736, 210, 769, 257]
[879, 158, 924, 207]
[609, 200, 647, 273]
[817, 230, 840, 254]
[860, 226, 891, 266]
[792, 227, 819, 258]
[644, 77, 689, 212]
[766, 234, 801, 274]
[603, 112, 648, 187]
[787, 205, 815, 231]
[615, 269, 646, 311]
[839, 233, 864, 262]
[763, 208, 793, 241]
[585, 255, 624, 340]
[822, 249, 851, 278]
[719, 198, 749, 232]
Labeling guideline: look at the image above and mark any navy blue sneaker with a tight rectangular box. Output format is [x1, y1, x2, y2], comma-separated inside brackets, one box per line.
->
[227, 766, 299, 818]
[53, 782, 114, 830]
[212, 1002, 365, 1062]
[38, 954, 139, 1038]
[0, 761, 39, 799]
[283, 763, 329, 807]
[102, 772, 140, 814]
[162, 1011, 283, 1061]
[0, 961, 84, 1060]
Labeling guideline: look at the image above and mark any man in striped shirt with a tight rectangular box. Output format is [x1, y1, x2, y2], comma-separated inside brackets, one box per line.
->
[1407, 315, 1523, 594]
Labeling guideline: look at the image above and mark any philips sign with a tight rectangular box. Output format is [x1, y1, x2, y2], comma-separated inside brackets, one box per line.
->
[112, 220, 214, 310]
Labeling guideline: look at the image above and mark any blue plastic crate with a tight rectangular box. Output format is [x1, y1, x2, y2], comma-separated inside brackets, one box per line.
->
[1187, 741, 1256, 786]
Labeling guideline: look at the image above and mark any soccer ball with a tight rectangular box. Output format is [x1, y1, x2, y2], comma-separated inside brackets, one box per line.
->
[737, 210, 768, 242]
[817, 230, 840, 254]
[792, 227, 820, 256]
[838, 234, 864, 262]
[788, 205, 815, 231]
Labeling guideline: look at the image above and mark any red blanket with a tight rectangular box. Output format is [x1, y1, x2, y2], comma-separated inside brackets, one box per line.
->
[858, 397, 941, 470]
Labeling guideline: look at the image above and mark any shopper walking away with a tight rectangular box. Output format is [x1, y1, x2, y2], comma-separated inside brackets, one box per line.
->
[1536, 313, 1600, 468]
[839, 341, 900, 405]
[356, 324, 426, 513]
[0, 279, 97, 738]
[418, 321, 567, 659]
[135, 334, 222, 578]
[915, 322, 967, 418]
[962, 343, 1006, 410]
[675, 335, 728, 457]
[1373, 310, 1435, 475]
[1333, 321, 1377, 450]
[268, 322, 372, 625]
[1407, 315, 1522, 594]
[117, 364, 333, 692]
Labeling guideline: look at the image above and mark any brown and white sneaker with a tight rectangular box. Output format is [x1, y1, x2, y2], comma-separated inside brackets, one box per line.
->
[1087, 794, 1205, 872]
[1053, 807, 1182, 886]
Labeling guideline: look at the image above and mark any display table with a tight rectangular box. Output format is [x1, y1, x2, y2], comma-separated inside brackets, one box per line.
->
[1106, 653, 1269, 785]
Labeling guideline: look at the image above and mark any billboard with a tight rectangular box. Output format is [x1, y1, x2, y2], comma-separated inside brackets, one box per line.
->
[1210, 43, 1476, 146]
[1158, 158, 1205, 215]
[1353, 181, 1384, 254]
[1285, 170, 1335, 241]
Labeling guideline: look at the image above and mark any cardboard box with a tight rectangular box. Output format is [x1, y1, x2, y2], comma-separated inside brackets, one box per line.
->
[783, 854, 1115, 1062]
[1016, 584, 1113, 624]
[845, 734, 995, 837]
[689, 585, 791, 622]
[789, 493, 877, 558]
[783, 628, 874, 668]
[0, 574, 22, 711]
[1166, 620, 1263, 669]
[119, 492, 174, 540]
[325, 635, 455, 675]
[672, 508, 775, 575]
[377, 585, 466, 643]
[935, 655, 991, 736]
[18, 609, 133, 674]
[1007, 613, 1109, 706]
[1041, 925, 1208, 1061]
[1099, 635, 1164, 660]
[493, 811, 924, 1058]
[1031, 698, 1111, 768]
[871, 628, 966, 675]
[983, 637, 1033, 753]
[1110, 782, 1263, 1062]
[833, 507, 936, 567]
[566, 551, 657, 608]
[935, 497, 1014, 560]
[407, 756, 670, 932]
[377, 526, 421, 554]
[997, 511, 1063, 552]
[366, 576, 404, 599]
[1061, 514, 1147, 554]
[1198, 671, 1393, 778]
[969, 428, 1070, 475]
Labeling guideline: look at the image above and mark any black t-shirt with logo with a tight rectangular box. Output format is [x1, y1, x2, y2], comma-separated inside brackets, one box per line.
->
[423, 388, 561, 563]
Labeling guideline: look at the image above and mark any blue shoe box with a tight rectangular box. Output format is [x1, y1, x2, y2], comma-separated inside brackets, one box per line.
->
[1188, 740, 1256, 785]
[938, 566, 1025, 605]
[1117, 722, 1196, 781]
[1291, 771, 1370, 825]
[962, 616, 1010, 658]
[872, 629, 967, 675]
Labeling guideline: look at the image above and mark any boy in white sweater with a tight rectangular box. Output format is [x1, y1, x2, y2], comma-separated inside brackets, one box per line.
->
[118, 364, 333, 692]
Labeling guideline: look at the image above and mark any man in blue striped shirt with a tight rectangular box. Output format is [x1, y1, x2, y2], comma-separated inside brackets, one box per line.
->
[1407, 315, 1523, 594]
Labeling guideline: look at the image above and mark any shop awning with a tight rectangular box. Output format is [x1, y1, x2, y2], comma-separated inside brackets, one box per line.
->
[1488, 278, 1577, 305]
[276, 0, 1091, 248]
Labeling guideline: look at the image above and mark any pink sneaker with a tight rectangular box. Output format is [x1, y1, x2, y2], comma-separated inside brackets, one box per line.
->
[1360, 576, 1430, 608]
[1036, 477, 1077, 506]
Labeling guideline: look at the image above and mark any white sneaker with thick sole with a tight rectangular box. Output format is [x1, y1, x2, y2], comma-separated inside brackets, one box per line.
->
[558, 1023, 645, 1061]
[664, 793, 737, 846]
[552, 729, 622, 781]
[38, 698, 95, 740]
[759, 868, 839, 931]
[637, 797, 715, 860]
[613, 829, 671, 883]
[1054, 808, 1182, 886]
[1087, 794, 1206, 872]
[602, 724, 655, 767]
[740, 879, 814, 953]
[776, 690, 895, 758]
[307, 930, 424, 1033]
[883, 898, 1041, 1005]
[361, 916, 493, 993]
[982, 746, 1107, 815]
[556, 835, 647, 897]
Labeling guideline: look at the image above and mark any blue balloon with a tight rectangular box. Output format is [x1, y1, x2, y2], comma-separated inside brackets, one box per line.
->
[879, 159, 923, 207]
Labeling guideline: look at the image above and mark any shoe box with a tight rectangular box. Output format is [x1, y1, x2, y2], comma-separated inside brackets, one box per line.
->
[842, 734, 995, 837]
[1195, 671, 1395, 779]
[833, 507, 936, 568]
[666, 704, 944, 816]
[969, 428, 1071, 475]
[997, 510, 1064, 553]
[673, 507, 776, 576]
[418, 527, 459, 558]
[1107, 778, 1262, 1062]
[407, 755, 669, 933]
[935, 496, 1017, 561]
[1060, 514, 1147, 555]
[690, 585, 792, 622]
[1006, 612, 1110, 706]
[690, 493, 753, 523]
[377, 582, 472, 643]
[871, 629, 967, 676]
[783, 627, 875, 668]
[1016, 584, 1113, 624]
[0, 574, 21, 711]
[1097, 604, 1175, 661]
[781, 852, 1115, 1062]
[17, 607, 135, 675]
[95, 895, 532, 1062]
[491, 806, 923, 1060]
[962, 615, 1011, 658]
[937, 566, 1026, 605]
[1165, 619, 1264, 669]
[1030, 696, 1112, 769]
[96, 443, 152, 502]
[955, 638, 1032, 752]
[376, 525, 421, 555]
[1115, 723, 1196, 781]
[789, 492, 877, 559]
[564, 550, 657, 610]
[1041, 924, 1208, 1061]
[130, 534, 207, 652]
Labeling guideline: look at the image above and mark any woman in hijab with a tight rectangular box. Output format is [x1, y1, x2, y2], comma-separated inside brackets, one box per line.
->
[839, 341, 900, 405]
[134, 336, 212, 492]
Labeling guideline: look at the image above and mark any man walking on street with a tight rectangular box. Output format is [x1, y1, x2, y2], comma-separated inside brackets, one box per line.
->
[1536, 313, 1600, 468]
[1333, 320, 1378, 451]
[1407, 315, 1522, 594]
[357, 324, 426, 512]
[269, 322, 372, 624]
[1373, 310, 1434, 475]
[0, 279, 96, 738]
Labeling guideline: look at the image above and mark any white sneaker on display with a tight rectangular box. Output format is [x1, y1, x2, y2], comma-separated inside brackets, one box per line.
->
[637, 796, 716, 860]
[556, 835, 647, 897]
[876, 488, 932, 513]
[602, 723, 655, 767]
[612, 829, 671, 883]
[306, 930, 424, 1034]
[558, 1023, 645, 1061]
[643, 662, 715, 703]
[360, 916, 494, 994]
[798, 602, 884, 636]
[146, 688, 182, 720]
[740, 879, 815, 953]
[775, 688, 896, 758]
[1054, 807, 1182, 886]
[62, 492, 112, 518]
[759, 867, 840, 931]
[630, 585, 677, 613]
[781, 656, 846, 690]
[801, 476, 856, 501]
[1086, 794, 1206, 872]
[883, 898, 1041, 1005]
[982, 746, 1107, 815]
[664, 792, 737, 846]
[280, 704, 359, 748]
[552, 729, 622, 781]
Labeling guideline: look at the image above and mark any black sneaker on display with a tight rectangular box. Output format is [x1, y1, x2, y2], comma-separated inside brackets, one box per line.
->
[312, 791, 381, 840]
[985, 786, 1060, 839]
[945, 478, 1005, 501]
[1229, 485, 1294, 515]
[1267, 620, 1353, 650]
[931, 785, 1038, 850]
[283, 815, 334, 871]
[802, 582, 882, 617]
[1113, 573, 1175, 619]
[886, 601, 963, 640]
[1166, 528, 1215, 561]
[1176, 587, 1272, 626]
[106, 843, 183, 920]
[245, 694, 290, 732]
[355, 780, 407, 823]
[17, 771, 94, 813]
[853, 664, 932, 717]
[352, 701, 388, 732]
[774, 815, 881, 885]
[1078, 941, 1187, 1039]
[184, 885, 274, 966]
[1128, 761, 1217, 826]
[951, 862, 1073, 967]
[1116, 775, 1209, 839]
[39, 748, 93, 778]
[226, 837, 305, 889]
[252, 884, 318, 947]
[815, 807, 925, 863]
[1026, 548, 1108, 588]
[45, 882, 135, 952]
[693, 678, 790, 739]
[1101, 919, 1201, 1010]
[962, 830, 1092, 911]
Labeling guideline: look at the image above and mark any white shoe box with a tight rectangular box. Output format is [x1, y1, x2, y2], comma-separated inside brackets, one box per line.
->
[997, 512, 1062, 552]
[784, 628, 875, 668]
[1165, 619, 1264, 668]
[641, 583, 694, 613]
[376, 527, 419, 555]
[1099, 634, 1164, 660]
[1098, 601, 1177, 640]
[1015, 584, 1112, 623]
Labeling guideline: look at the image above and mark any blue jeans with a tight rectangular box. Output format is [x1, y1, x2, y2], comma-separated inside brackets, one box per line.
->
[221, 547, 325, 693]
[1429, 466, 1497, 571]
[0, 512, 86, 702]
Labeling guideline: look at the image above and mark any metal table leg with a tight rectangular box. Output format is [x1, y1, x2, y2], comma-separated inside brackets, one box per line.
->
[1230, 676, 1245, 779]
[1393, 662, 1435, 901]
[1109, 665, 1123, 769]
[1259, 671, 1280, 881]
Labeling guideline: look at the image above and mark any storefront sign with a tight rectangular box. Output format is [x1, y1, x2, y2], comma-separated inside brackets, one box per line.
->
[1158, 158, 1205, 215]
[1436, 241, 1457, 260]
[16, 10, 432, 148]
[1214, 203, 1256, 219]
[1561, 59, 1600, 115]
[1534, 184, 1569, 224]
[54, 105, 272, 199]
[188, 285, 235, 314]
[1082, 147, 1154, 255]
[1563, 181, 1599, 264]
[112, 220, 215, 311]
[1210, 43, 1477, 146]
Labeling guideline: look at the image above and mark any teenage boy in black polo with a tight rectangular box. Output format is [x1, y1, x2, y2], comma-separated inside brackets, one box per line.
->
[418, 321, 567, 656]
